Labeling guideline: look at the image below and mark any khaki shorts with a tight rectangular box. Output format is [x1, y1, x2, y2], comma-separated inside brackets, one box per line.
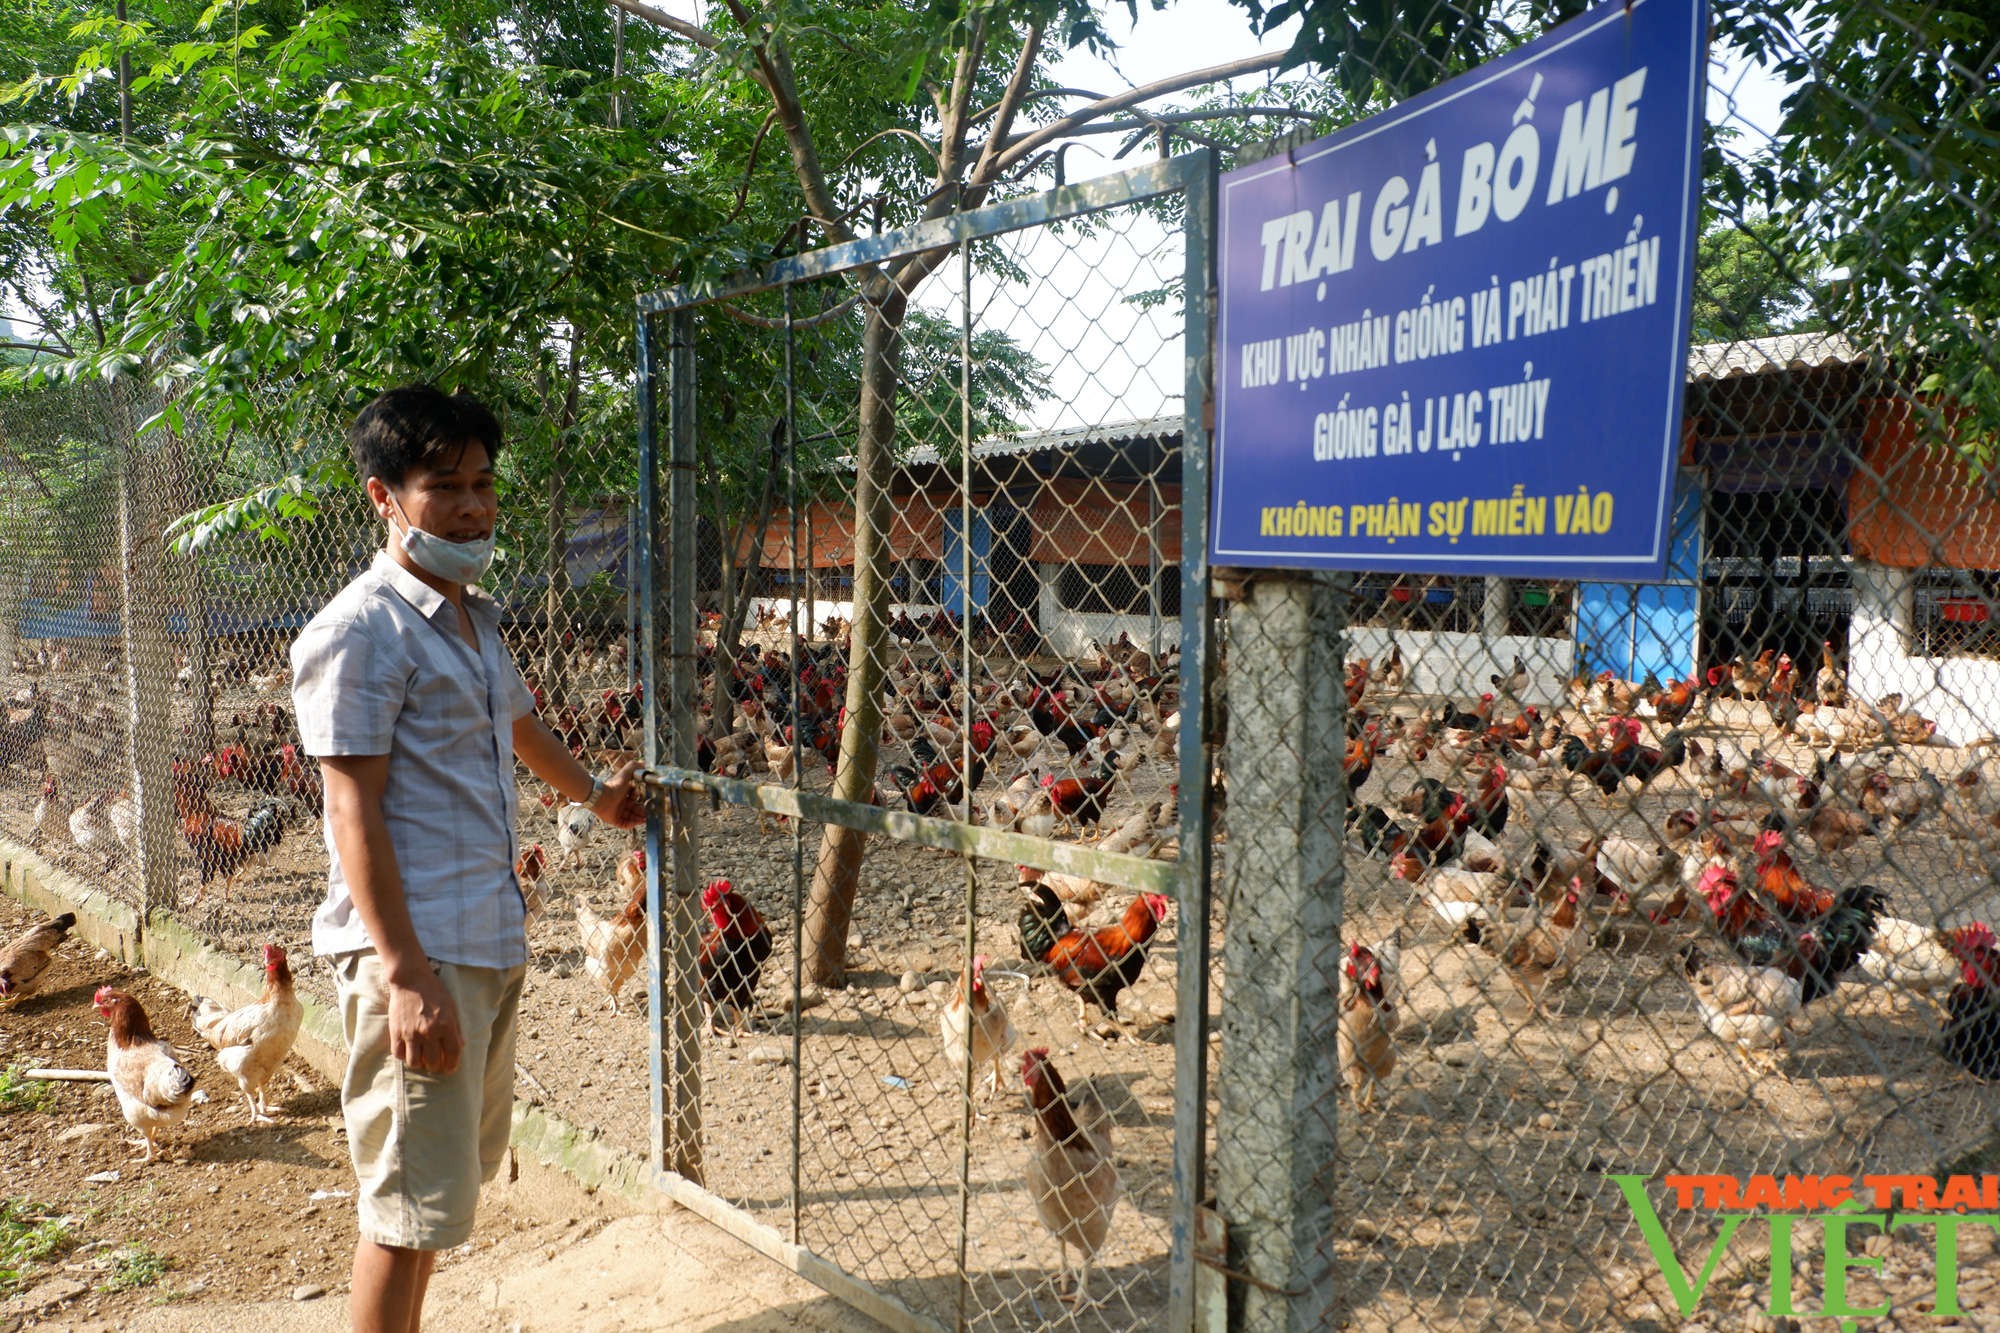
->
[333, 951, 524, 1250]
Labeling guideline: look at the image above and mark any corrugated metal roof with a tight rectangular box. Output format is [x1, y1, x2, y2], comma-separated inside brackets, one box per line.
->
[890, 413, 1184, 467]
[1687, 332, 1868, 382]
[859, 336, 1866, 470]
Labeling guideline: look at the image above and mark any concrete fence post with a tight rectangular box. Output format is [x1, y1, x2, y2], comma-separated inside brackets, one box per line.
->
[1213, 569, 1346, 1332]
[1483, 575, 1510, 641]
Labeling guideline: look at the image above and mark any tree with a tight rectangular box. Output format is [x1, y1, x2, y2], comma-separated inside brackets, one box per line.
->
[607, 0, 1348, 985]
[0, 0, 758, 697]
[1690, 218, 1821, 345]
[1711, 0, 2000, 442]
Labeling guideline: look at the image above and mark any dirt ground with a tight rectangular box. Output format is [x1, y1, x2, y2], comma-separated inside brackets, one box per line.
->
[0, 896, 892, 1332]
[10, 658, 2000, 1330]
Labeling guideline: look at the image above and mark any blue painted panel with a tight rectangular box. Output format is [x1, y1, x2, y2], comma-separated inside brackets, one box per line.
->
[1632, 583, 1697, 681]
[941, 513, 992, 612]
[1574, 469, 1700, 680]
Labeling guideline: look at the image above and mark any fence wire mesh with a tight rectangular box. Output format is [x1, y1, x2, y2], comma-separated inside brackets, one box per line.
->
[630, 169, 1206, 1333]
[1, 4, 1998, 1329]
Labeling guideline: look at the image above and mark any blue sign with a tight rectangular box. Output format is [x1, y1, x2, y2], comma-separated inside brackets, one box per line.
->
[1210, 0, 1707, 579]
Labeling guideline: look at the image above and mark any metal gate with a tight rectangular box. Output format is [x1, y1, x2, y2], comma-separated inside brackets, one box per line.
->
[629, 151, 1218, 1332]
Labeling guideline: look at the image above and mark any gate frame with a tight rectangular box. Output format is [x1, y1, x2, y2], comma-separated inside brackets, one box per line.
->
[631, 148, 1219, 1333]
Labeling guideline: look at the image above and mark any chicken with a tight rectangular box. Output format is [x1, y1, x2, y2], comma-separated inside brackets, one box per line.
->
[1022, 1049, 1121, 1306]
[1378, 645, 1405, 694]
[516, 842, 548, 925]
[576, 878, 647, 1014]
[1860, 771, 1942, 828]
[191, 943, 303, 1123]
[1857, 915, 1973, 1018]
[1464, 758, 1509, 837]
[0, 912, 75, 1005]
[698, 880, 772, 1034]
[274, 744, 324, 814]
[1456, 828, 1510, 875]
[1648, 673, 1704, 727]
[1815, 641, 1846, 708]
[1489, 654, 1530, 701]
[1337, 930, 1401, 1112]
[556, 801, 596, 870]
[1018, 864, 1104, 926]
[1698, 849, 1886, 1006]
[29, 775, 70, 848]
[1559, 726, 1688, 801]
[1942, 923, 2000, 1080]
[1390, 852, 1505, 931]
[940, 954, 1017, 1102]
[1032, 891, 1172, 1027]
[172, 766, 284, 901]
[1682, 946, 1807, 1076]
[70, 790, 135, 870]
[1042, 759, 1118, 838]
[1793, 793, 1876, 859]
[94, 986, 198, 1162]
[1594, 839, 1681, 908]
[1462, 887, 1591, 1018]
[1095, 800, 1169, 857]
[1528, 834, 1601, 902]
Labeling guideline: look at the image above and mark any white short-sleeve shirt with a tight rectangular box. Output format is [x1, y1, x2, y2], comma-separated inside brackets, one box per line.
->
[292, 551, 538, 967]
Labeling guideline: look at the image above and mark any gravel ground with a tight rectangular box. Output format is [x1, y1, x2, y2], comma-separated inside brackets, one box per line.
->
[6, 661, 2000, 1331]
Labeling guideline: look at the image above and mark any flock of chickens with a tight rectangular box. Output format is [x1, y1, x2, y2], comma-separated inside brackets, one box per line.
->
[1331, 644, 2000, 1115]
[0, 912, 303, 1163]
[44, 619, 2000, 1307]
[520, 628, 1188, 1305]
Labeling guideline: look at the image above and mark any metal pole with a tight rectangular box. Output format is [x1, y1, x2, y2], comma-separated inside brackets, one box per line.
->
[1169, 148, 1217, 1333]
[785, 281, 805, 1246]
[1147, 481, 1161, 656]
[626, 502, 637, 692]
[639, 311, 670, 1173]
[953, 241, 977, 1333]
[1214, 571, 1343, 1333]
[666, 306, 704, 1182]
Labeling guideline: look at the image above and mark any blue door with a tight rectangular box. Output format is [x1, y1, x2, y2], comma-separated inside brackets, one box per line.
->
[941, 512, 991, 613]
[1576, 471, 1701, 682]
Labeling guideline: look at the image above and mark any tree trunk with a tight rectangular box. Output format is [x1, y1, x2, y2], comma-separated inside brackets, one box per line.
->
[805, 298, 902, 986]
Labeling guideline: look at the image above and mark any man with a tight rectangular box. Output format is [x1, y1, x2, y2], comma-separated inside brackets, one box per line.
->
[291, 385, 646, 1333]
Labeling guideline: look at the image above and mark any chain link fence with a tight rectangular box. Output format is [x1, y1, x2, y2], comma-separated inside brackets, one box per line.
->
[629, 154, 1211, 1332]
[2, 5, 1999, 1329]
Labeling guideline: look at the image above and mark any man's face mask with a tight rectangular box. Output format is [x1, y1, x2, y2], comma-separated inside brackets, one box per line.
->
[383, 488, 496, 586]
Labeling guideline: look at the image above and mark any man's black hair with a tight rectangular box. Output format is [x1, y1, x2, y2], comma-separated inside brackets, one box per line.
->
[349, 385, 503, 489]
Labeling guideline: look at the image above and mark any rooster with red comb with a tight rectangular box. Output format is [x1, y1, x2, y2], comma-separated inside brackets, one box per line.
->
[698, 879, 772, 1035]
[1944, 923, 2000, 1080]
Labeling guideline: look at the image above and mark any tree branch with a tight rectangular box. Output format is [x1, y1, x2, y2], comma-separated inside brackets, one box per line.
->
[1002, 104, 1321, 147]
[721, 109, 780, 225]
[834, 127, 941, 172]
[715, 293, 862, 329]
[984, 51, 1284, 177]
[966, 23, 1044, 199]
[717, 0, 857, 246]
[932, 17, 987, 198]
[968, 85, 1108, 126]
[601, 0, 724, 51]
